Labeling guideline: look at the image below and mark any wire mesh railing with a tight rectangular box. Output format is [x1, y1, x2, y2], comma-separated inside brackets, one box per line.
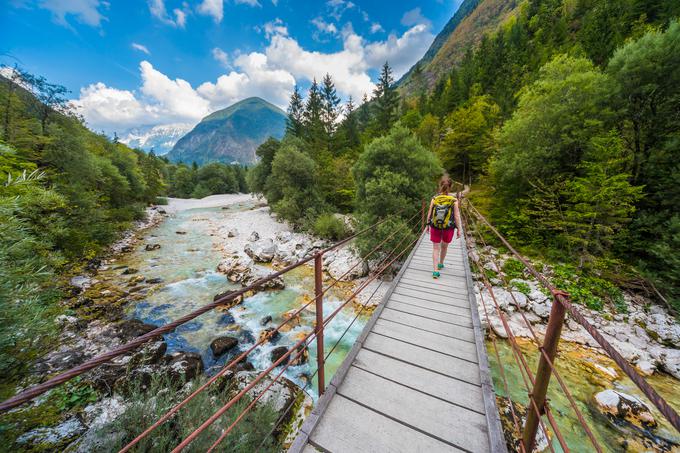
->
[461, 198, 680, 452]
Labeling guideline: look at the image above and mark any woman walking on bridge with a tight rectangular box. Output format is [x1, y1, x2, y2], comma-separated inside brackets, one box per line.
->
[426, 175, 461, 279]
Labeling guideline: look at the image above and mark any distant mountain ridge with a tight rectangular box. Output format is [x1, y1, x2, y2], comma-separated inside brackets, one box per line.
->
[398, 0, 520, 96]
[119, 123, 192, 155]
[166, 97, 286, 165]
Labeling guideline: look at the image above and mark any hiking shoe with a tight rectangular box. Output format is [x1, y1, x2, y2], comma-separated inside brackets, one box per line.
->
[437, 263, 444, 270]
[432, 271, 440, 279]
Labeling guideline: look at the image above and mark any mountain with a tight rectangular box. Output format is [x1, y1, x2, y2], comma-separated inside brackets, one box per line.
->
[166, 97, 287, 165]
[119, 123, 193, 155]
[398, 0, 520, 95]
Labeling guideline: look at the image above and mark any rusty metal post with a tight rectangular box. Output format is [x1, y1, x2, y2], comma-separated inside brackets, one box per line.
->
[314, 252, 325, 395]
[522, 292, 567, 451]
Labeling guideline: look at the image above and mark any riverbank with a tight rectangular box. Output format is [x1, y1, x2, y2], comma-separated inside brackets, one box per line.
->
[472, 244, 680, 451]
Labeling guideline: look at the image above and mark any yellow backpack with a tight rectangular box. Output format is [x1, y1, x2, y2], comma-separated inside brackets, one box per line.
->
[431, 194, 455, 229]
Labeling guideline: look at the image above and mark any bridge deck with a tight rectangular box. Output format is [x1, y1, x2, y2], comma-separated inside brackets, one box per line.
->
[290, 232, 506, 453]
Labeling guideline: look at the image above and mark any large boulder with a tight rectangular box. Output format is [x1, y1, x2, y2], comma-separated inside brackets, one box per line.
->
[244, 238, 277, 263]
[210, 336, 238, 357]
[594, 389, 657, 429]
[271, 346, 289, 365]
[660, 349, 680, 379]
[217, 255, 254, 283]
[323, 248, 368, 281]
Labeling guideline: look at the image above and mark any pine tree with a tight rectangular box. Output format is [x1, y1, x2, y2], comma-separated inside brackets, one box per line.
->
[286, 85, 304, 137]
[338, 96, 360, 151]
[358, 93, 371, 131]
[321, 74, 340, 136]
[372, 62, 399, 134]
[303, 79, 325, 148]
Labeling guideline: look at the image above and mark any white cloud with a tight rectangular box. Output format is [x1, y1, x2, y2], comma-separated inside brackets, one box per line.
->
[235, 0, 260, 6]
[401, 7, 431, 27]
[271, 0, 278, 5]
[212, 47, 229, 67]
[148, 0, 186, 27]
[326, 0, 354, 21]
[38, 0, 107, 27]
[311, 17, 338, 38]
[365, 24, 434, 77]
[174, 8, 187, 27]
[197, 0, 223, 22]
[75, 18, 434, 133]
[132, 42, 151, 55]
[259, 18, 288, 38]
[370, 22, 383, 34]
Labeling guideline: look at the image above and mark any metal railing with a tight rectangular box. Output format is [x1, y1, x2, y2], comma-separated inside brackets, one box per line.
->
[461, 199, 680, 452]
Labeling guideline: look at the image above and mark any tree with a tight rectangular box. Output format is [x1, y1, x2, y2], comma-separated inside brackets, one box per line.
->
[371, 62, 400, 134]
[1, 65, 33, 142]
[247, 138, 280, 194]
[336, 96, 360, 153]
[303, 79, 325, 148]
[266, 139, 324, 224]
[353, 124, 442, 257]
[31, 76, 71, 135]
[439, 95, 500, 184]
[286, 85, 304, 137]
[357, 93, 371, 131]
[321, 73, 340, 137]
[416, 114, 440, 151]
[492, 54, 617, 199]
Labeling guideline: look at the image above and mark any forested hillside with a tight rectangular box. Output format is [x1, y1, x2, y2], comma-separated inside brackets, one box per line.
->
[250, 0, 680, 313]
[0, 72, 246, 387]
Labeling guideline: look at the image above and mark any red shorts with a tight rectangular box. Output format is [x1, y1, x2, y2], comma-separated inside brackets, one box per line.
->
[430, 227, 455, 243]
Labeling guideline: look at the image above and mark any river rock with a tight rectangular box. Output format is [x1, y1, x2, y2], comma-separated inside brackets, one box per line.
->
[146, 277, 163, 284]
[660, 349, 680, 379]
[258, 328, 280, 343]
[241, 267, 285, 290]
[244, 238, 277, 262]
[531, 299, 552, 319]
[70, 275, 93, 290]
[116, 319, 157, 341]
[271, 346, 289, 365]
[594, 389, 657, 429]
[217, 255, 253, 283]
[210, 336, 238, 357]
[323, 248, 368, 281]
[227, 228, 238, 237]
[144, 243, 161, 251]
[234, 371, 299, 415]
[261, 315, 272, 326]
[176, 231, 187, 235]
[248, 231, 260, 242]
[164, 351, 204, 383]
[646, 313, 680, 347]
[16, 417, 86, 447]
[275, 231, 293, 243]
[122, 267, 138, 275]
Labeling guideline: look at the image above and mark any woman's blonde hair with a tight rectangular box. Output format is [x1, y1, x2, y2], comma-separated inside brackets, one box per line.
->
[438, 174, 453, 194]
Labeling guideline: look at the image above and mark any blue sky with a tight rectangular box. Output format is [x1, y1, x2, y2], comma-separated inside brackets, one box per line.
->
[2, 0, 462, 135]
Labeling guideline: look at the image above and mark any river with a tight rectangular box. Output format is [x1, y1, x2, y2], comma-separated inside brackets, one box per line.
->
[98, 198, 368, 398]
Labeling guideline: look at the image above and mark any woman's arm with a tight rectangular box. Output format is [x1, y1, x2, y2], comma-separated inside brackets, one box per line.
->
[426, 199, 434, 230]
[453, 198, 462, 238]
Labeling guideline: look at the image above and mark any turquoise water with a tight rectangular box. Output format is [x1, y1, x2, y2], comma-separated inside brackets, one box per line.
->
[99, 202, 368, 397]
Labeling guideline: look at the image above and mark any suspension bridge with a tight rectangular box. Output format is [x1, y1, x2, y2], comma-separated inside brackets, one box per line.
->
[1, 196, 678, 452]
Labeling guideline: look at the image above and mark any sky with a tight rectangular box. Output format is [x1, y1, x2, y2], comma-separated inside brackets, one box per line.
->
[1, 0, 462, 135]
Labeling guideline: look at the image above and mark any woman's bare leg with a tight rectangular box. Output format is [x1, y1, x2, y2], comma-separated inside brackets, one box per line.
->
[440, 242, 449, 266]
[432, 243, 440, 272]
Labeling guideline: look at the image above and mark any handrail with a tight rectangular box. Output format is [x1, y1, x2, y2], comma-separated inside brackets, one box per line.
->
[463, 199, 680, 449]
[0, 206, 416, 413]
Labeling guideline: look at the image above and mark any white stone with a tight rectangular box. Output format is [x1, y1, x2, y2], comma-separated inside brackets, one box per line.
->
[660, 348, 680, 379]
[244, 238, 277, 263]
[323, 248, 368, 281]
[17, 417, 85, 445]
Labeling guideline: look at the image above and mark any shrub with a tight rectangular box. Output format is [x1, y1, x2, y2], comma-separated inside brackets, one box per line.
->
[313, 213, 348, 241]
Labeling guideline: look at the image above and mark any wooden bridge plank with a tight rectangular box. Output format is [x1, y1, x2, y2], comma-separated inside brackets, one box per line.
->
[389, 293, 473, 317]
[309, 395, 461, 453]
[393, 286, 469, 306]
[362, 332, 481, 383]
[371, 319, 479, 363]
[336, 366, 490, 452]
[386, 299, 469, 324]
[380, 308, 475, 341]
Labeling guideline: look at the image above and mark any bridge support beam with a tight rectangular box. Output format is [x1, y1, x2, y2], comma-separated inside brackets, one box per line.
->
[314, 253, 325, 395]
[522, 292, 566, 451]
